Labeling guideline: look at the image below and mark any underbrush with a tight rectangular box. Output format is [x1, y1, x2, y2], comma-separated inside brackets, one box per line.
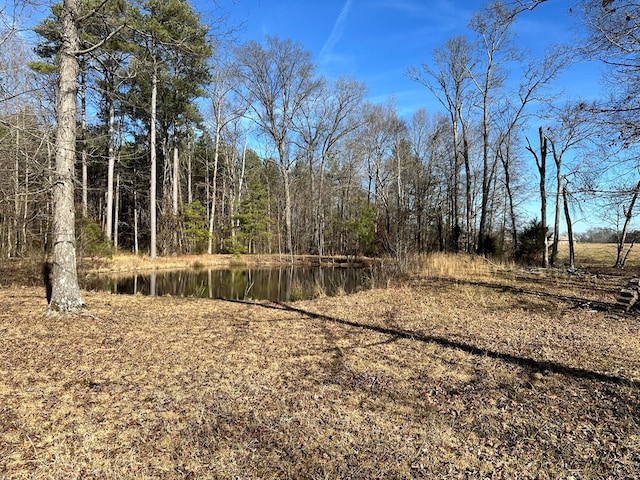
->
[410, 251, 511, 279]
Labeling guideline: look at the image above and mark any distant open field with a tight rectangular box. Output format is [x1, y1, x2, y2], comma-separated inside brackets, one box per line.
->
[1, 252, 638, 478]
[556, 242, 640, 270]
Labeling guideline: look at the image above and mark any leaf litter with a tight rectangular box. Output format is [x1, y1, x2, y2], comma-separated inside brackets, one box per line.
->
[1, 264, 639, 479]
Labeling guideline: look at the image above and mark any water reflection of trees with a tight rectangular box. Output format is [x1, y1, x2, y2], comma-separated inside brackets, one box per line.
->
[87, 267, 377, 302]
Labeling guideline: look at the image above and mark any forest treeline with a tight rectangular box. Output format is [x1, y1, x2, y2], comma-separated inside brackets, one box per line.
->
[1, 0, 640, 269]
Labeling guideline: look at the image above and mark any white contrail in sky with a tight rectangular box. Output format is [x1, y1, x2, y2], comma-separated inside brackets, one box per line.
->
[320, 0, 353, 59]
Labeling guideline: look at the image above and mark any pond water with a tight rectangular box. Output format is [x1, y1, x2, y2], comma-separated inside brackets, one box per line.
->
[83, 266, 381, 302]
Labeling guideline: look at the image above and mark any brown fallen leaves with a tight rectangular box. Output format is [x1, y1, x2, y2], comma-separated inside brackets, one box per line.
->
[1, 266, 639, 479]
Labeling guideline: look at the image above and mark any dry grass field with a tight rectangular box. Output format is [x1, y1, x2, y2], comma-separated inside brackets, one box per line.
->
[556, 242, 640, 270]
[1, 247, 639, 478]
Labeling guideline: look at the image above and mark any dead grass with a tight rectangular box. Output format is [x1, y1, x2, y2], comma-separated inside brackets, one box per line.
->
[84, 253, 374, 276]
[2, 252, 640, 478]
[565, 242, 639, 267]
[82, 253, 285, 274]
[555, 242, 640, 270]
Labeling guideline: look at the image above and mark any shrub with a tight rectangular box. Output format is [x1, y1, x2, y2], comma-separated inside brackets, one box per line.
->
[183, 201, 210, 254]
[225, 237, 247, 256]
[516, 220, 546, 266]
[78, 218, 113, 257]
[478, 234, 497, 257]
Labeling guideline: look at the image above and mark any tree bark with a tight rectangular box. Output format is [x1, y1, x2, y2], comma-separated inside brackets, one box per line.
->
[539, 129, 549, 269]
[317, 153, 326, 258]
[150, 59, 158, 259]
[498, 149, 518, 252]
[187, 137, 192, 205]
[207, 106, 221, 254]
[172, 142, 179, 216]
[461, 122, 472, 253]
[48, 0, 84, 312]
[277, 138, 293, 256]
[281, 160, 293, 256]
[551, 147, 563, 266]
[562, 182, 574, 268]
[526, 126, 549, 268]
[134, 189, 139, 254]
[105, 96, 115, 241]
[234, 139, 247, 238]
[614, 179, 640, 268]
[80, 70, 88, 218]
[13, 115, 19, 256]
[477, 74, 492, 254]
[114, 171, 120, 251]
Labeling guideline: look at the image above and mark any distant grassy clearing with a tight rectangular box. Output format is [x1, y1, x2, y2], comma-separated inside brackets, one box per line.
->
[556, 242, 640, 268]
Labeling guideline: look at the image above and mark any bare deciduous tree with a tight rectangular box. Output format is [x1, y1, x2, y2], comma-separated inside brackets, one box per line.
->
[544, 102, 595, 265]
[468, 1, 519, 254]
[494, 46, 568, 253]
[235, 36, 321, 256]
[407, 36, 476, 252]
[207, 52, 245, 254]
[526, 126, 549, 268]
[293, 76, 366, 257]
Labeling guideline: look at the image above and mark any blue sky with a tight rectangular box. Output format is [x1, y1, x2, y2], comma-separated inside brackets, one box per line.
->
[207, 0, 603, 119]
[18, 0, 603, 118]
[200, 0, 610, 232]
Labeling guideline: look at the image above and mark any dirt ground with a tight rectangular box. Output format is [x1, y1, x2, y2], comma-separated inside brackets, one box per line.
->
[1, 254, 639, 478]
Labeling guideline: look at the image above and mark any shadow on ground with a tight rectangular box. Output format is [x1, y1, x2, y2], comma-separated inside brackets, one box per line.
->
[226, 297, 638, 389]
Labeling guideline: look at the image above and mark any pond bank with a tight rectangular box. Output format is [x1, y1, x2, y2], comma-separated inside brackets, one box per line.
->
[0, 254, 379, 288]
[84, 253, 379, 274]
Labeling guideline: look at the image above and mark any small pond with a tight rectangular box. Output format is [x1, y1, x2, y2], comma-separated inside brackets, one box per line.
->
[83, 266, 382, 302]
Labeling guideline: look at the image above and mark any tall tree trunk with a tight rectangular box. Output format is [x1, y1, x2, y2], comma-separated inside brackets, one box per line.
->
[114, 171, 120, 251]
[614, 179, 640, 268]
[134, 189, 139, 254]
[187, 138, 193, 204]
[80, 71, 88, 218]
[477, 89, 491, 254]
[150, 60, 158, 259]
[282, 166, 293, 256]
[395, 141, 404, 264]
[49, 0, 84, 312]
[562, 182, 575, 268]
[233, 140, 247, 237]
[499, 149, 518, 252]
[452, 125, 461, 253]
[307, 153, 316, 254]
[13, 115, 19, 256]
[317, 153, 327, 259]
[22, 150, 29, 256]
[172, 142, 179, 216]
[527, 127, 549, 268]
[105, 97, 115, 241]
[220, 170, 227, 252]
[207, 111, 221, 254]
[539, 131, 549, 269]
[278, 141, 293, 257]
[551, 149, 563, 266]
[462, 127, 472, 253]
[205, 143, 210, 220]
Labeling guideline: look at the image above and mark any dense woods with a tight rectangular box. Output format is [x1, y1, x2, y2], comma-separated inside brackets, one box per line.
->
[2, 0, 640, 281]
